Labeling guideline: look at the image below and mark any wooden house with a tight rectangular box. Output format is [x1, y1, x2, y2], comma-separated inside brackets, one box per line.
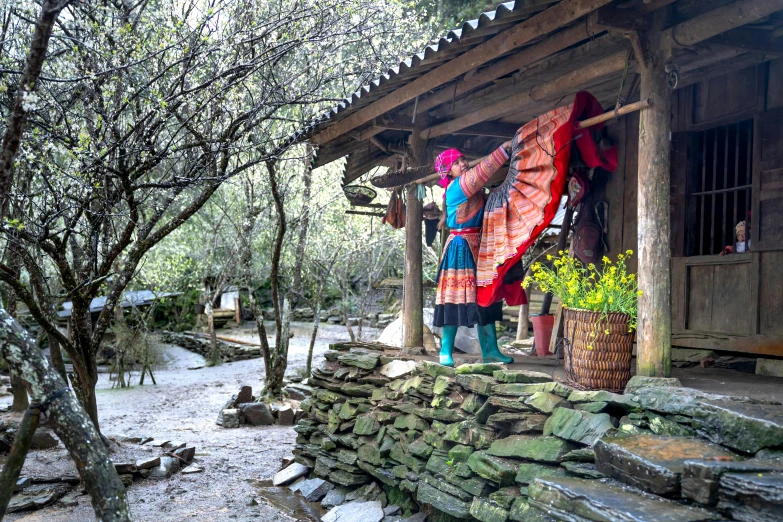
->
[290, 0, 783, 374]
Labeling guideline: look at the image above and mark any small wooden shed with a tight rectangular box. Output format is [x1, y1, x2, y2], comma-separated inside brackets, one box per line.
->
[291, 0, 783, 375]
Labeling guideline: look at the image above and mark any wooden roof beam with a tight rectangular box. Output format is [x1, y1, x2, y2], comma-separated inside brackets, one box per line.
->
[707, 27, 783, 55]
[660, 0, 783, 51]
[421, 50, 631, 139]
[406, 23, 595, 118]
[310, 0, 614, 146]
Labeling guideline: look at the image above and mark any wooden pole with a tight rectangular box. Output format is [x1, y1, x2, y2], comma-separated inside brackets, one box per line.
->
[636, 12, 672, 377]
[403, 122, 428, 354]
[541, 206, 574, 316]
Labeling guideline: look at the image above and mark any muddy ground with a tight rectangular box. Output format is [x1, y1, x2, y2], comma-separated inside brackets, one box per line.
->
[2, 321, 377, 522]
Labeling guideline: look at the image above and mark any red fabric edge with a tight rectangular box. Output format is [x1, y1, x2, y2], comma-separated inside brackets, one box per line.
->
[477, 91, 617, 307]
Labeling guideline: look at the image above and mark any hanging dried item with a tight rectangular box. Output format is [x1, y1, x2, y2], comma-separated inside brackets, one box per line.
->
[382, 188, 406, 229]
[370, 165, 432, 188]
[422, 201, 442, 246]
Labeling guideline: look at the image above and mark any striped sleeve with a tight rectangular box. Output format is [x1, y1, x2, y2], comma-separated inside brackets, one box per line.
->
[458, 146, 509, 198]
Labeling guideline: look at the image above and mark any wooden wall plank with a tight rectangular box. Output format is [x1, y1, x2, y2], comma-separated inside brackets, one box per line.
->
[687, 265, 714, 331]
[622, 111, 639, 274]
[711, 262, 752, 335]
[759, 251, 783, 336]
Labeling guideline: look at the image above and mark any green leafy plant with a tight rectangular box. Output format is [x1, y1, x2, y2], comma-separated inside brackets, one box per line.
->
[523, 250, 641, 331]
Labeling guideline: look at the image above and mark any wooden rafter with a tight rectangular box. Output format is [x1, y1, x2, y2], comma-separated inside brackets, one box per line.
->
[406, 23, 594, 118]
[660, 0, 783, 50]
[310, 0, 614, 146]
[421, 50, 631, 139]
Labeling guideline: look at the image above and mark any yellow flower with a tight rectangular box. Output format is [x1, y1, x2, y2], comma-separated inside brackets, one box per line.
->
[587, 263, 595, 271]
[626, 249, 633, 256]
[637, 290, 643, 296]
[602, 256, 611, 264]
[604, 329, 610, 334]
[547, 254, 553, 261]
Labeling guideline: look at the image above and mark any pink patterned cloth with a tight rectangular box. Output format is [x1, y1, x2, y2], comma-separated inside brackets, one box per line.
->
[435, 148, 463, 190]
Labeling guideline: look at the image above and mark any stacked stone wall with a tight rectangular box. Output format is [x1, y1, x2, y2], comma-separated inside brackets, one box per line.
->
[160, 331, 262, 362]
[288, 344, 783, 521]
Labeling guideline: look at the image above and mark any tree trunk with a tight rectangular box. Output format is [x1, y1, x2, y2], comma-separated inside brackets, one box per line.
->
[306, 301, 321, 378]
[10, 373, 29, 412]
[206, 301, 220, 365]
[340, 273, 355, 342]
[48, 335, 67, 380]
[0, 305, 132, 521]
[637, 12, 673, 378]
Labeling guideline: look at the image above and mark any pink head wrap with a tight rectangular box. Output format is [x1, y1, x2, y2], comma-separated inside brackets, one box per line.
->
[434, 148, 463, 191]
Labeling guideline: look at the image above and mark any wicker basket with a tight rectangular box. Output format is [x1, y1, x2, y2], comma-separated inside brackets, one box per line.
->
[562, 308, 634, 392]
[343, 185, 377, 205]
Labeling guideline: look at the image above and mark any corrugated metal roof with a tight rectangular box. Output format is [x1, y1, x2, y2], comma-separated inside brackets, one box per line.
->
[287, 1, 555, 157]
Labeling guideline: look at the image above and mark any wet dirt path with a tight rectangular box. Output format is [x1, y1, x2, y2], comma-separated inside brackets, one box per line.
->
[4, 322, 374, 522]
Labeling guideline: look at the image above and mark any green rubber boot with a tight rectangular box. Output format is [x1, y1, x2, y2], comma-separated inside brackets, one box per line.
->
[478, 323, 514, 364]
[440, 325, 457, 367]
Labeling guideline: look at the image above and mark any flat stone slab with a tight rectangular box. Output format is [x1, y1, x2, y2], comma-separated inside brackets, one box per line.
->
[594, 434, 737, 496]
[297, 478, 334, 502]
[493, 370, 552, 384]
[494, 382, 572, 398]
[456, 362, 507, 375]
[337, 350, 380, 370]
[470, 496, 509, 522]
[682, 459, 783, 506]
[416, 480, 472, 519]
[380, 360, 416, 379]
[624, 376, 682, 394]
[529, 477, 720, 522]
[691, 400, 783, 453]
[488, 436, 578, 463]
[456, 374, 496, 395]
[486, 413, 548, 434]
[322, 500, 384, 522]
[273, 463, 309, 486]
[543, 408, 615, 446]
[567, 390, 641, 412]
[524, 392, 571, 414]
[717, 471, 783, 522]
[467, 451, 519, 487]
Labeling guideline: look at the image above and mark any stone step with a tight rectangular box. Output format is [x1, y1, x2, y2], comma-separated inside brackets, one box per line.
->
[682, 459, 783, 506]
[594, 434, 737, 496]
[691, 400, 783, 454]
[528, 476, 720, 522]
[717, 471, 783, 522]
[543, 407, 616, 446]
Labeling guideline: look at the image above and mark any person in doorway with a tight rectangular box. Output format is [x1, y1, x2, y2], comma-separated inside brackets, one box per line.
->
[433, 144, 514, 367]
[721, 220, 751, 255]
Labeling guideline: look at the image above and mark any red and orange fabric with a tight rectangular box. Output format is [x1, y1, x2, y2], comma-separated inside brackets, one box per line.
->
[476, 91, 617, 307]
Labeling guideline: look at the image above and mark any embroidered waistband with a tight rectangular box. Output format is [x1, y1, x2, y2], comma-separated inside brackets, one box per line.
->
[450, 227, 480, 236]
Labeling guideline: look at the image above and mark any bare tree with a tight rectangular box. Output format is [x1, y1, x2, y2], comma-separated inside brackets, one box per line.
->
[0, 0, 130, 518]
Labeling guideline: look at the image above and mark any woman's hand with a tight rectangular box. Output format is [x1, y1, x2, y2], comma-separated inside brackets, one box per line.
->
[502, 140, 512, 153]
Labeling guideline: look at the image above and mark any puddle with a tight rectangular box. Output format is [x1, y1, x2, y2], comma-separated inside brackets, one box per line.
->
[256, 487, 326, 521]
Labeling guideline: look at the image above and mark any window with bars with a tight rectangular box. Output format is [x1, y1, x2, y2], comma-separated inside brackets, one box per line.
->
[689, 120, 753, 256]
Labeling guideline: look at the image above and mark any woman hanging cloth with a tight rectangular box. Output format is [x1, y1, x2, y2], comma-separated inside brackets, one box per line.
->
[476, 91, 618, 307]
[433, 145, 514, 367]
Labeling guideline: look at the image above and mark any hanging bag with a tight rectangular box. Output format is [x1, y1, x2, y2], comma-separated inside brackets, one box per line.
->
[573, 202, 603, 265]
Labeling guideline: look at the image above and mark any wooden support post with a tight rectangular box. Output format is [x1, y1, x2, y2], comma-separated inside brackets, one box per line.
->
[541, 206, 574, 315]
[636, 12, 673, 377]
[403, 124, 428, 353]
